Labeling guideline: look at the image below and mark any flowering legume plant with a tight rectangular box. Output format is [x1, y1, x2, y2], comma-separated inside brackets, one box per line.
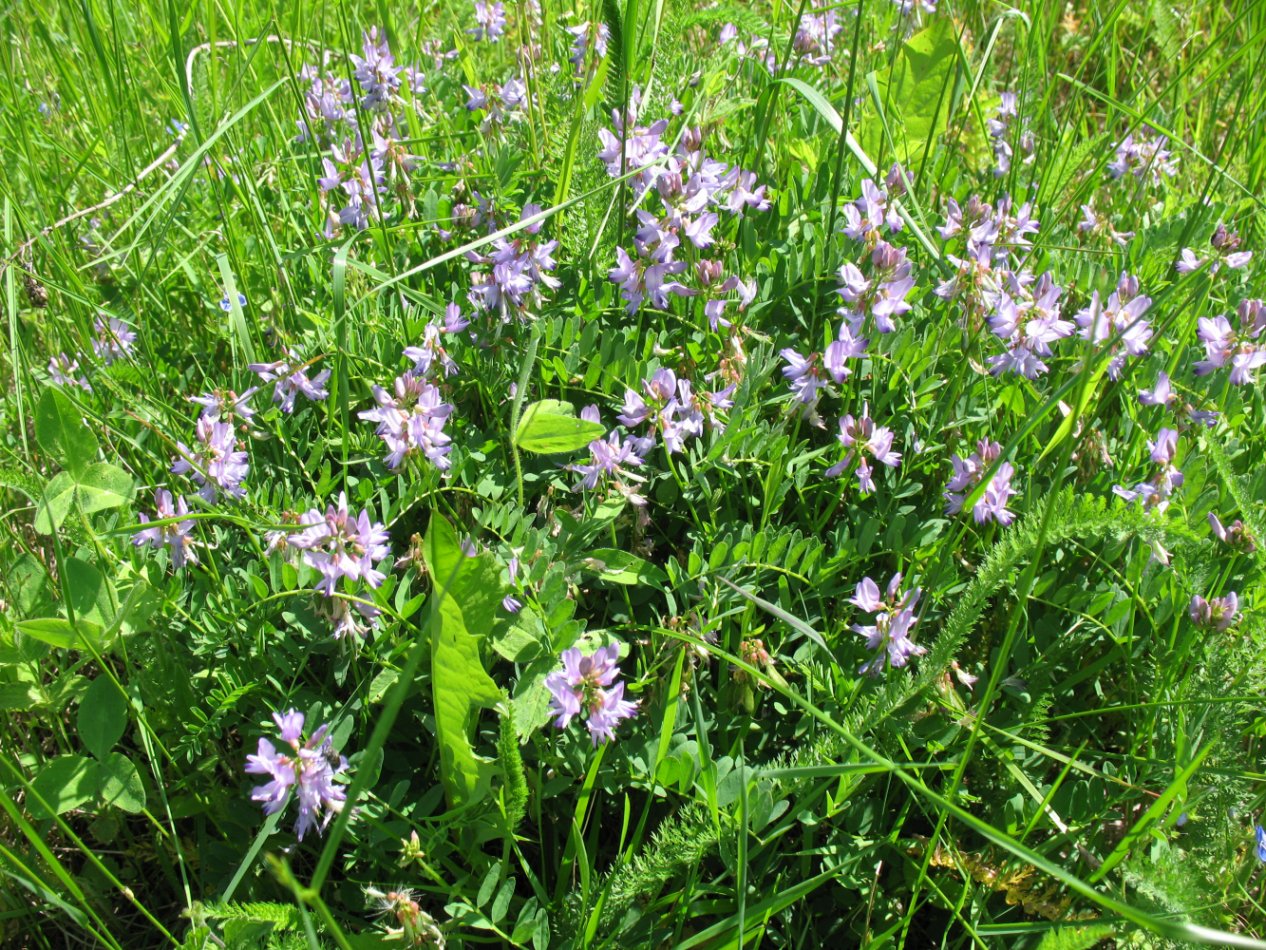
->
[2, 0, 1266, 946]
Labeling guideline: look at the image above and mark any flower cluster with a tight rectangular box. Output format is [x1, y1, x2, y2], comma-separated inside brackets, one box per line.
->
[297, 28, 434, 235]
[569, 405, 649, 505]
[469, 0, 507, 41]
[567, 20, 610, 75]
[249, 349, 331, 413]
[944, 439, 1018, 526]
[464, 76, 529, 134]
[602, 95, 767, 319]
[1188, 591, 1239, 631]
[987, 91, 1035, 177]
[1113, 427, 1184, 512]
[1208, 513, 1256, 553]
[171, 416, 249, 503]
[92, 315, 137, 365]
[1107, 129, 1177, 184]
[849, 574, 925, 676]
[132, 489, 199, 568]
[1073, 272, 1153, 379]
[48, 352, 92, 392]
[617, 366, 732, 454]
[545, 644, 638, 745]
[827, 403, 901, 494]
[245, 709, 348, 841]
[467, 204, 560, 321]
[1177, 223, 1253, 276]
[360, 314, 461, 472]
[985, 270, 1074, 379]
[1193, 299, 1266, 385]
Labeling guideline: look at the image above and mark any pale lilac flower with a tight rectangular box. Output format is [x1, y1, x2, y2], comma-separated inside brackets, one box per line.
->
[1077, 203, 1133, 246]
[1188, 592, 1239, 631]
[91, 315, 136, 364]
[1112, 427, 1183, 512]
[792, 0, 843, 65]
[1107, 130, 1177, 184]
[544, 644, 638, 745]
[245, 709, 348, 841]
[987, 272, 1074, 378]
[249, 350, 331, 412]
[1138, 371, 1175, 407]
[502, 557, 523, 613]
[317, 595, 382, 640]
[836, 241, 915, 335]
[569, 409, 647, 504]
[780, 348, 831, 407]
[172, 416, 249, 503]
[849, 573, 925, 676]
[944, 439, 1018, 525]
[132, 489, 198, 568]
[568, 21, 610, 72]
[827, 403, 901, 494]
[1194, 301, 1266, 384]
[987, 91, 1035, 176]
[48, 352, 92, 391]
[359, 370, 454, 471]
[189, 387, 259, 424]
[350, 27, 403, 110]
[290, 492, 391, 597]
[470, 0, 507, 41]
[1074, 273, 1153, 379]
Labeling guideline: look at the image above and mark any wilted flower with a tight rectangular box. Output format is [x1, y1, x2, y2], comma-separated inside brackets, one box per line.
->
[132, 489, 198, 568]
[245, 709, 348, 841]
[545, 644, 638, 745]
[1188, 592, 1239, 632]
[849, 573, 925, 676]
[1208, 513, 1256, 553]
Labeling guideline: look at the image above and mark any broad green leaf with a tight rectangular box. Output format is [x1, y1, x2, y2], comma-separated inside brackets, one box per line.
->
[859, 18, 958, 165]
[16, 617, 103, 651]
[66, 558, 114, 629]
[0, 683, 44, 711]
[422, 514, 506, 808]
[34, 471, 76, 535]
[76, 462, 134, 513]
[78, 676, 129, 759]
[513, 400, 605, 455]
[35, 388, 98, 475]
[28, 754, 98, 819]
[95, 752, 146, 813]
[581, 548, 667, 588]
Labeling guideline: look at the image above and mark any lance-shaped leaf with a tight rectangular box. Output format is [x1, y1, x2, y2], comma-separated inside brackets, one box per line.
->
[422, 514, 507, 808]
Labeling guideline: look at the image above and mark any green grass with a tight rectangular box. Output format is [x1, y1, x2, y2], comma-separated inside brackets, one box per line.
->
[2, 0, 1266, 947]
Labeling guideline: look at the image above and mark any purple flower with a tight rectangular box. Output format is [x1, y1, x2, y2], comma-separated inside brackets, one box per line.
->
[836, 241, 915, 336]
[48, 352, 92, 391]
[1073, 273, 1152, 379]
[245, 709, 348, 841]
[1138, 371, 1175, 407]
[350, 27, 403, 110]
[171, 416, 249, 503]
[1193, 302, 1266, 385]
[132, 489, 198, 568]
[780, 348, 830, 407]
[544, 644, 638, 745]
[849, 573, 925, 676]
[359, 370, 454, 471]
[92, 315, 137, 364]
[1107, 130, 1177, 184]
[290, 492, 391, 597]
[1208, 513, 1256, 553]
[944, 439, 1018, 525]
[1188, 592, 1239, 632]
[189, 387, 259, 424]
[249, 350, 330, 413]
[1112, 427, 1183, 513]
[986, 271, 1073, 378]
[569, 408, 648, 505]
[827, 403, 901, 494]
[470, 0, 507, 41]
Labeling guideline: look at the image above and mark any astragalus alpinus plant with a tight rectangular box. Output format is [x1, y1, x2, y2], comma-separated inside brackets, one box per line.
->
[1, 0, 1265, 946]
